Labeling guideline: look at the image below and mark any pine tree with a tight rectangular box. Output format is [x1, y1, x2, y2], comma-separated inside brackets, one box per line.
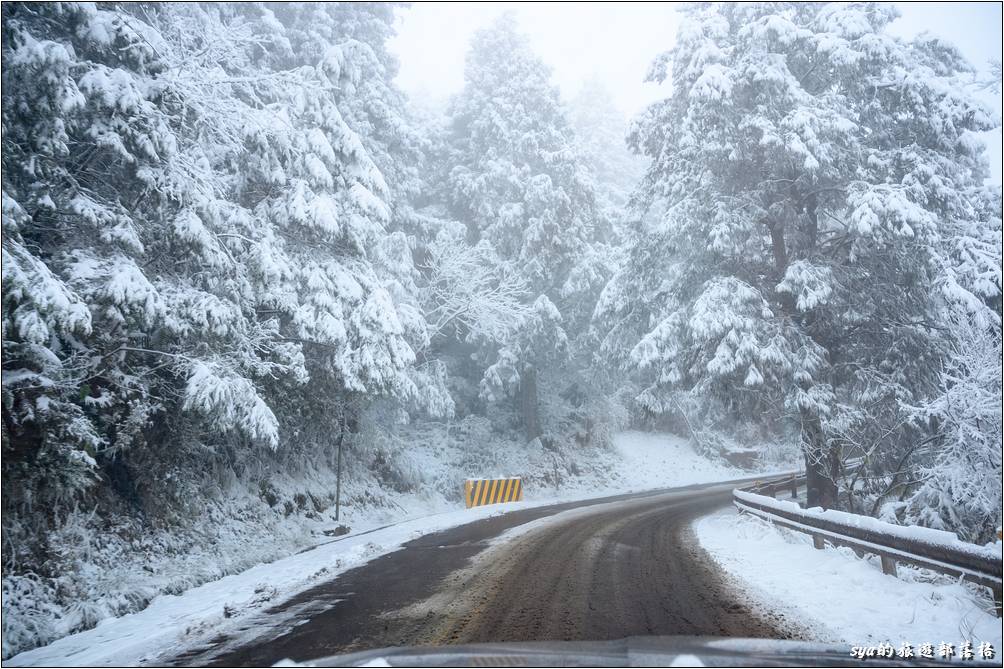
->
[2, 2, 436, 653]
[2, 3, 286, 505]
[603, 3, 1001, 507]
[568, 77, 647, 211]
[444, 14, 607, 441]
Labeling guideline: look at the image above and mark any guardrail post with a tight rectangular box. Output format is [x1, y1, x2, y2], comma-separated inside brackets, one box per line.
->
[789, 475, 798, 499]
[812, 535, 824, 550]
[993, 586, 1002, 618]
[765, 484, 775, 499]
[880, 555, 898, 577]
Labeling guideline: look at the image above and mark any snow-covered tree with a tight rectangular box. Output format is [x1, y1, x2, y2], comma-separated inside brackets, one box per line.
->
[568, 77, 648, 212]
[2, 3, 281, 508]
[418, 228, 531, 349]
[600, 3, 1001, 507]
[900, 308, 1002, 543]
[444, 14, 610, 440]
[1, 1, 425, 470]
[448, 14, 597, 295]
[2, 2, 440, 654]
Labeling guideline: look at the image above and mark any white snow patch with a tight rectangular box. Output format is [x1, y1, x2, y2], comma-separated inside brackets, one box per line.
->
[605, 431, 750, 492]
[5, 502, 524, 667]
[693, 507, 1003, 650]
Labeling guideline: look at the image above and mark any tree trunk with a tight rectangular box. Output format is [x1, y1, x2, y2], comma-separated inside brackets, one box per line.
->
[334, 405, 357, 521]
[805, 193, 819, 251]
[520, 367, 540, 442]
[801, 409, 839, 509]
[768, 219, 788, 274]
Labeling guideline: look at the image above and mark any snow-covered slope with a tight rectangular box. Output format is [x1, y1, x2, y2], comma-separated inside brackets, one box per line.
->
[604, 431, 748, 492]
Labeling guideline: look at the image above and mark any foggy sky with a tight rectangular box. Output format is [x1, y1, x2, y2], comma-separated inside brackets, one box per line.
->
[389, 2, 1002, 182]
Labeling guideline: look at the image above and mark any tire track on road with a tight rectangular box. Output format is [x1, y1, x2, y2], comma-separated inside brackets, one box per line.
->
[176, 477, 802, 667]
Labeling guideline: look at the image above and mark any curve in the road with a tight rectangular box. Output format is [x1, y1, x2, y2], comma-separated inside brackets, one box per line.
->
[176, 477, 802, 667]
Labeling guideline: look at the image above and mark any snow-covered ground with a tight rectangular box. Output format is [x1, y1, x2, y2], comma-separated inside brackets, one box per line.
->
[5, 502, 520, 667]
[7, 431, 777, 667]
[694, 507, 1003, 652]
[605, 430, 751, 492]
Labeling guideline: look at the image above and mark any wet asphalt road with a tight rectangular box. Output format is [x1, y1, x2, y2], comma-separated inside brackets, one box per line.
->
[172, 475, 801, 667]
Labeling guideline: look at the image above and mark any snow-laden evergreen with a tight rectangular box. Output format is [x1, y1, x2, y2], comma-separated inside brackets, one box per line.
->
[567, 78, 648, 211]
[442, 13, 618, 442]
[1, 3, 426, 655]
[595, 3, 1002, 510]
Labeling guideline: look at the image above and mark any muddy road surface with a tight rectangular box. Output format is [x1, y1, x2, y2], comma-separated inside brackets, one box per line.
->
[173, 476, 802, 667]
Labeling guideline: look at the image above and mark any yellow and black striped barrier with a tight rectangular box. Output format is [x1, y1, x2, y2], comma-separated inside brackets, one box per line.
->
[465, 477, 523, 508]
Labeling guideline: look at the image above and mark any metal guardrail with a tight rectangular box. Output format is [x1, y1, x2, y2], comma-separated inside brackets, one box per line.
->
[746, 473, 806, 500]
[734, 475, 1003, 617]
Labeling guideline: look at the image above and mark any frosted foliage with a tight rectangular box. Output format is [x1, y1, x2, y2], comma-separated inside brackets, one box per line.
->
[598, 3, 999, 441]
[419, 232, 531, 346]
[598, 1, 1001, 516]
[2, 228, 91, 345]
[480, 295, 569, 402]
[776, 261, 833, 312]
[183, 363, 279, 449]
[905, 309, 1003, 543]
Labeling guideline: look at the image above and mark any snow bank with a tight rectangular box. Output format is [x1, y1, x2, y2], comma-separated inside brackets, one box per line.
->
[734, 490, 1003, 562]
[5, 502, 524, 667]
[694, 508, 1003, 650]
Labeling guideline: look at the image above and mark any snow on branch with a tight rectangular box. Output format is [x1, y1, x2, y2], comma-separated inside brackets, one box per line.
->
[182, 361, 279, 449]
[419, 233, 532, 347]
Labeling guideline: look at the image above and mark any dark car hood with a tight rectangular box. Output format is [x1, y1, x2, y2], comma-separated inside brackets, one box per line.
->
[281, 636, 995, 667]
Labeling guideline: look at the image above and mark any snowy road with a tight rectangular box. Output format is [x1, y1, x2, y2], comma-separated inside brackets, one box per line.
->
[172, 475, 801, 667]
